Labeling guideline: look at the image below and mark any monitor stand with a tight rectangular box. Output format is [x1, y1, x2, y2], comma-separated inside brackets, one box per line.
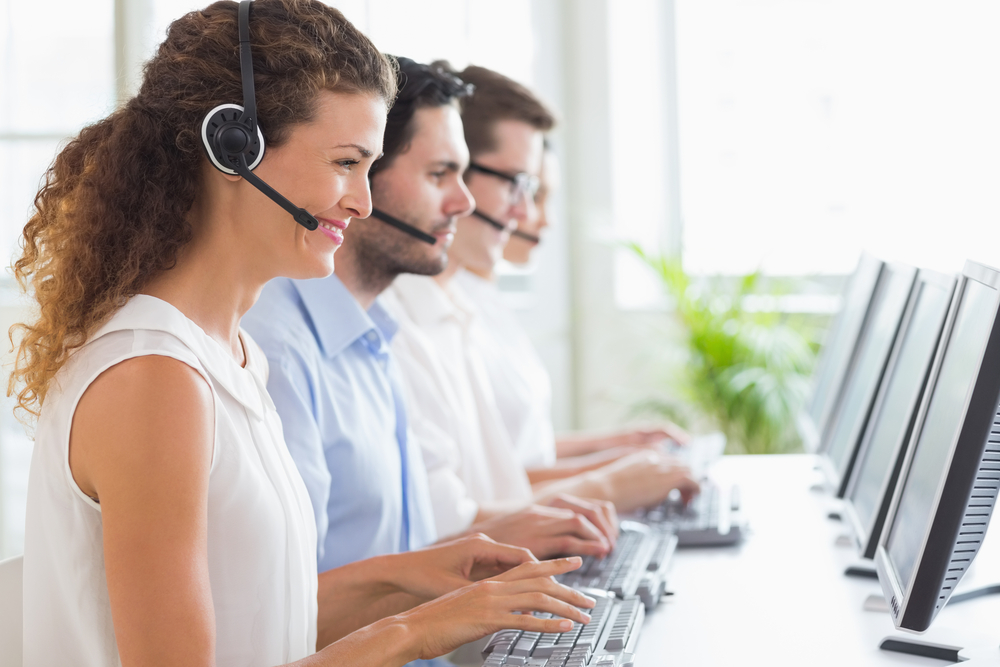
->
[844, 564, 878, 579]
[876, 585, 1000, 662]
[878, 638, 965, 663]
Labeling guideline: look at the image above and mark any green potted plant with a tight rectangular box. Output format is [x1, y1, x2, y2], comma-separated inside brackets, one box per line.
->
[630, 244, 818, 455]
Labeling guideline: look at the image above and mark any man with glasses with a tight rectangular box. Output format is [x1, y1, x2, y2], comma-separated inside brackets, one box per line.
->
[388, 65, 700, 522]
[382, 65, 551, 536]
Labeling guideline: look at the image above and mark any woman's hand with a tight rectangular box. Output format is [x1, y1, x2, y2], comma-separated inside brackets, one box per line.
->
[397, 557, 595, 661]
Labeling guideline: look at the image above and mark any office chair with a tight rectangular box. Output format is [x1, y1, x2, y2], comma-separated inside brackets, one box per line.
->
[0, 555, 22, 667]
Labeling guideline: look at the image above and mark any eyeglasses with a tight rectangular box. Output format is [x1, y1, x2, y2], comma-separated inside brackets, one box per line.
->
[467, 162, 540, 205]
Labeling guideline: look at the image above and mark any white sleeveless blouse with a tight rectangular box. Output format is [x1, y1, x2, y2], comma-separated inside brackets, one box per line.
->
[22, 295, 318, 667]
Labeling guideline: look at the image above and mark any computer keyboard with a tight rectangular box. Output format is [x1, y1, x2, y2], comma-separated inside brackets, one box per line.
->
[636, 481, 744, 547]
[556, 522, 676, 610]
[480, 593, 644, 667]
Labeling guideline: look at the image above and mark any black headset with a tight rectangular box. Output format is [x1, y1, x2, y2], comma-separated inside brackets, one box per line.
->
[200, 0, 319, 231]
[369, 208, 438, 245]
[511, 227, 541, 245]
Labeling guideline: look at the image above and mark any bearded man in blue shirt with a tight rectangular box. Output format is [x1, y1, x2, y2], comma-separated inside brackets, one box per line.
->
[243, 58, 617, 589]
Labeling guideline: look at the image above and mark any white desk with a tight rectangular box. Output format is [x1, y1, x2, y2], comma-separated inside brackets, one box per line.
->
[634, 454, 1000, 666]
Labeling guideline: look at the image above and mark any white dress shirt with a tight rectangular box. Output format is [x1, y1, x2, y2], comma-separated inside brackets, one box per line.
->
[383, 274, 533, 538]
[453, 269, 558, 469]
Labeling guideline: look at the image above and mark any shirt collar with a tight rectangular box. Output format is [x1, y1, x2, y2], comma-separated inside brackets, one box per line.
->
[92, 295, 268, 421]
[369, 297, 400, 343]
[292, 273, 392, 359]
[390, 273, 474, 328]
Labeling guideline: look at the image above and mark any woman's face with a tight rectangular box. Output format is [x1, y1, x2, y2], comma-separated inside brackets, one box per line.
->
[230, 89, 387, 281]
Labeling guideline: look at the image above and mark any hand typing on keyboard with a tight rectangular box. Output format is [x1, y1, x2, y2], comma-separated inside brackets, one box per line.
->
[471, 503, 615, 558]
[481, 593, 646, 667]
[397, 556, 596, 661]
[538, 494, 619, 549]
[578, 449, 701, 513]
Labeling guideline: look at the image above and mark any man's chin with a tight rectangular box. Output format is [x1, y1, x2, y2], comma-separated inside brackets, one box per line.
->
[399, 258, 448, 278]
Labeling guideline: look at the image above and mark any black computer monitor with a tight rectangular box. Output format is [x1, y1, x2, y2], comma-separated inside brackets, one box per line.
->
[842, 269, 956, 560]
[802, 253, 885, 451]
[875, 260, 1000, 633]
[819, 263, 918, 496]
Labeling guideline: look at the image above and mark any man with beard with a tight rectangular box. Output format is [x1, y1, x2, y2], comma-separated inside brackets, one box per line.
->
[243, 58, 617, 584]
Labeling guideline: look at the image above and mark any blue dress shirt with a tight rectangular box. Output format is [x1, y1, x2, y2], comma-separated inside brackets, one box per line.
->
[243, 274, 437, 573]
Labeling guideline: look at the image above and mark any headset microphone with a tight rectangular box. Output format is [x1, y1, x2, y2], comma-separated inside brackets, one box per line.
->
[471, 209, 512, 232]
[511, 228, 541, 245]
[370, 208, 438, 245]
[473, 209, 539, 243]
[200, 1, 319, 231]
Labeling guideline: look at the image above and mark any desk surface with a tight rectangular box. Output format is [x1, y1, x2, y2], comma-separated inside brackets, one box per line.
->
[634, 454, 1000, 667]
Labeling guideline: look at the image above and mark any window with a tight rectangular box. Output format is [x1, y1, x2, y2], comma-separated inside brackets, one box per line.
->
[675, 0, 1000, 276]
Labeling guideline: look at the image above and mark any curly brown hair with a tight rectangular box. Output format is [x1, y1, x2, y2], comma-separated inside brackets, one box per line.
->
[9, 0, 396, 418]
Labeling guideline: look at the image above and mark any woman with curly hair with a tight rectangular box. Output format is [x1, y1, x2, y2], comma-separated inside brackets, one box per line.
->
[13, 2, 591, 666]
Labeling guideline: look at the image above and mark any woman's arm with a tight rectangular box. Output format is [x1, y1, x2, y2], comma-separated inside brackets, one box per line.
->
[555, 424, 688, 458]
[70, 356, 217, 667]
[526, 446, 640, 484]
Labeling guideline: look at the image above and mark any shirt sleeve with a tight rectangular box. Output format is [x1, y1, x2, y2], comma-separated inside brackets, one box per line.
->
[265, 348, 331, 563]
[407, 408, 479, 539]
[391, 334, 479, 539]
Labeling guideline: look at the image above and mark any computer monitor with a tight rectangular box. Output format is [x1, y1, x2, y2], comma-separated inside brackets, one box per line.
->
[842, 269, 957, 560]
[875, 260, 1000, 633]
[802, 253, 885, 451]
[819, 262, 918, 496]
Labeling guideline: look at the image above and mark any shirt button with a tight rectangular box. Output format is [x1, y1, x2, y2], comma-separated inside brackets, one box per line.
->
[366, 331, 379, 344]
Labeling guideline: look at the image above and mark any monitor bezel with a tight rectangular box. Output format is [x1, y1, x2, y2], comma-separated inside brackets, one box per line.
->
[817, 261, 918, 497]
[806, 252, 886, 448]
[875, 260, 1000, 633]
[841, 269, 957, 560]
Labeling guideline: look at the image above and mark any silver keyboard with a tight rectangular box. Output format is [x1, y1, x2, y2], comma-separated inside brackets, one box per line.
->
[637, 482, 744, 547]
[480, 593, 644, 667]
[556, 523, 676, 610]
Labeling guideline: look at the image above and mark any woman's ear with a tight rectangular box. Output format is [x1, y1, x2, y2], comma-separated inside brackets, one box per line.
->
[201, 156, 243, 184]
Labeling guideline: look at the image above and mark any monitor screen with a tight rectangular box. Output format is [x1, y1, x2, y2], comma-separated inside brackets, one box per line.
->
[845, 272, 955, 559]
[807, 254, 884, 438]
[823, 264, 917, 494]
[877, 261, 1000, 632]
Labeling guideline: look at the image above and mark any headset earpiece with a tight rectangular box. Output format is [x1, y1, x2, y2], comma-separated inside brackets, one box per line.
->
[194, 1, 318, 231]
[201, 103, 265, 175]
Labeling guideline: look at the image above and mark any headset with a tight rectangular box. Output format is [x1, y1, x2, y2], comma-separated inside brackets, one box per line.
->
[371, 207, 537, 246]
[472, 209, 541, 244]
[471, 209, 507, 233]
[369, 208, 437, 245]
[511, 227, 541, 245]
[200, 0, 319, 231]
